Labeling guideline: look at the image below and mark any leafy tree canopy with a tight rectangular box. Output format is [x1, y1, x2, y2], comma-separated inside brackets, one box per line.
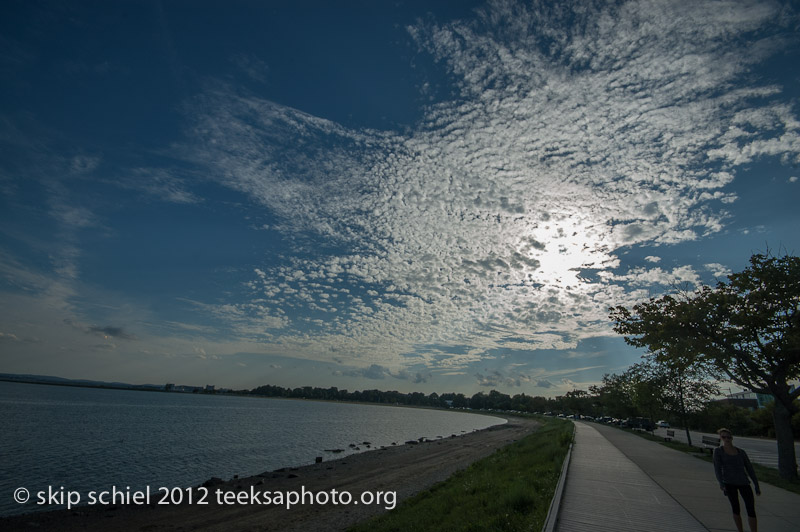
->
[610, 253, 800, 403]
[610, 252, 800, 479]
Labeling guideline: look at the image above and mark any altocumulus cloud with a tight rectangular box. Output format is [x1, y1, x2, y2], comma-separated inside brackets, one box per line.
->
[182, 0, 799, 374]
[475, 370, 532, 388]
[337, 364, 424, 381]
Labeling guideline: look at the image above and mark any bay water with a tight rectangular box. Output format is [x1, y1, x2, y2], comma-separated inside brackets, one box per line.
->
[0, 381, 504, 517]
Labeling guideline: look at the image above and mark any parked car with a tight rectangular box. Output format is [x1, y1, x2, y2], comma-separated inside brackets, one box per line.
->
[627, 417, 656, 431]
[657, 420, 670, 428]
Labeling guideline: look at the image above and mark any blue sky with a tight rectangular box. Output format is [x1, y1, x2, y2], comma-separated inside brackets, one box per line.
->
[1, 0, 799, 396]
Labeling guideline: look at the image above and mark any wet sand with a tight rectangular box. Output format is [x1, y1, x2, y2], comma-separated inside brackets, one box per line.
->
[1, 416, 539, 531]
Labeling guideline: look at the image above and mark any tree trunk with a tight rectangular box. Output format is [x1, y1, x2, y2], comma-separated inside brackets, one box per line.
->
[678, 384, 692, 447]
[680, 409, 692, 447]
[773, 400, 799, 480]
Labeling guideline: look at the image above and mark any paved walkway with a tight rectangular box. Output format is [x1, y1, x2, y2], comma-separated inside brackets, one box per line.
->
[555, 422, 800, 532]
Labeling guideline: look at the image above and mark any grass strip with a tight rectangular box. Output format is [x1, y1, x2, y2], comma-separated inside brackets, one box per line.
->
[348, 416, 573, 532]
[620, 427, 800, 495]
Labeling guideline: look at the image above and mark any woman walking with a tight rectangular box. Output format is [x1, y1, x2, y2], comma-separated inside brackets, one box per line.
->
[713, 428, 761, 532]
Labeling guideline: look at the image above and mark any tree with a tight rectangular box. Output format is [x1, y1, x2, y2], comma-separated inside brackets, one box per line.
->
[469, 391, 488, 410]
[695, 401, 758, 436]
[487, 389, 512, 410]
[625, 363, 666, 422]
[593, 372, 638, 418]
[562, 389, 590, 416]
[610, 253, 800, 480]
[635, 352, 720, 446]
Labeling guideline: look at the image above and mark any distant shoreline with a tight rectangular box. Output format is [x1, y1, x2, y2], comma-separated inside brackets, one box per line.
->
[0, 374, 213, 394]
[0, 375, 509, 421]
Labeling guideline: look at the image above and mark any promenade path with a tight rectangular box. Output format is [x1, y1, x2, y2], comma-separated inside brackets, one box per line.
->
[555, 421, 800, 532]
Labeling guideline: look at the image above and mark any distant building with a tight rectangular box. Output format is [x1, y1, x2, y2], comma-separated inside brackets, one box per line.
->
[165, 383, 175, 391]
[721, 390, 773, 410]
[205, 384, 215, 392]
[171, 385, 201, 393]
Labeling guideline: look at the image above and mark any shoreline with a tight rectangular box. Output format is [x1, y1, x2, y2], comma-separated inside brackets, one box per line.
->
[0, 378, 505, 420]
[1, 415, 538, 531]
[2, 381, 509, 521]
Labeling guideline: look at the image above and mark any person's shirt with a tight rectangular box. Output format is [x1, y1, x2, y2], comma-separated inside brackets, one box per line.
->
[713, 445, 760, 491]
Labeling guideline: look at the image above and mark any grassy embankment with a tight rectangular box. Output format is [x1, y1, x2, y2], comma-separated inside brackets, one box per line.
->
[348, 416, 573, 532]
[624, 428, 800, 495]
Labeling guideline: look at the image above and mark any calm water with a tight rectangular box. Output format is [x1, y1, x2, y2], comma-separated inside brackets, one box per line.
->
[0, 381, 504, 517]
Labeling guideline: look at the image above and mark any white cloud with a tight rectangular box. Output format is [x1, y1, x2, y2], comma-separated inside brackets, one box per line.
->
[336, 363, 422, 381]
[475, 369, 532, 388]
[182, 299, 289, 340]
[0, 332, 20, 341]
[70, 155, 101, 174]
[605, 265, 702, 287]
[705, 263, 732, 278]
[561, 379, 578, 390]
[178, 0, 799, 370]
[230, 53, 270, 84]
[116, 168, 201, 204]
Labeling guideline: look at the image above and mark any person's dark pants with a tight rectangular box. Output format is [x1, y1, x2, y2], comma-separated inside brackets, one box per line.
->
[724, 484, 756, 518]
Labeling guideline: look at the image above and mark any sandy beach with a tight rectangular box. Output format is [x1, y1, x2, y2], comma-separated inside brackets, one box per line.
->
[2, 416, 539, 531]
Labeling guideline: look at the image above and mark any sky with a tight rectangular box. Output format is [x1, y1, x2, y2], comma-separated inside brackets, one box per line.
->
[1, 0, 799, 397]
